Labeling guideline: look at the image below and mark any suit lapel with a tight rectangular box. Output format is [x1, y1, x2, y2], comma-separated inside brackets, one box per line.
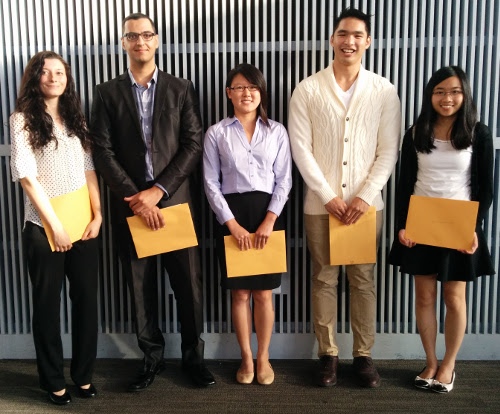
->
[152, 71, 170, 138]
[118, 72, 143, 138]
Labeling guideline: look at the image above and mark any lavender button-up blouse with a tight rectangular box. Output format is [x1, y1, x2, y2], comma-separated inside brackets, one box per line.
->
[203, 116, 292, 224]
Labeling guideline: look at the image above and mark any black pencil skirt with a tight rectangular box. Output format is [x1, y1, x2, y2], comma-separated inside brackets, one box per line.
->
[216, 191, 283, 290]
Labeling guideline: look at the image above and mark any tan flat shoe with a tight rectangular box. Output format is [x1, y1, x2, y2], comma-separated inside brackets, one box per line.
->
[257, 363, 274, 385]
[236, 368, 254, 384]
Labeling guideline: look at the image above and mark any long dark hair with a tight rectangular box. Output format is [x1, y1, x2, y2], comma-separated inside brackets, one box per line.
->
[225, 63, 269, 127]
[414, 66, 477, 153]
[15, 51, 92, 151]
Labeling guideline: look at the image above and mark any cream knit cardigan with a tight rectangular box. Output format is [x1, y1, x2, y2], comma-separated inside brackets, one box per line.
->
[289, 65, 401, 215]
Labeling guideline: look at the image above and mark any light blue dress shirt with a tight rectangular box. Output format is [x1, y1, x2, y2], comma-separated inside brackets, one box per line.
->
[203, 116, 293, 224]
[128, 67, 167, 196]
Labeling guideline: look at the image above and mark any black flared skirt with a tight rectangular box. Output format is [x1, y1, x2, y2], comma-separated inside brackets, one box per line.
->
[389, 226, 495, 282]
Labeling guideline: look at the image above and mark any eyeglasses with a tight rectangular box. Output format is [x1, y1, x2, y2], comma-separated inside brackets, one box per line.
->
[228, 85, 259, 92]
[432, 90, 463, 97]
[122, 31, 156, 42]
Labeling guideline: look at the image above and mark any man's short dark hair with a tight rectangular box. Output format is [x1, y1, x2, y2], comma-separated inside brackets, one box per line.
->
[333, 7, 372, 36]
[122, 13, 156, 34]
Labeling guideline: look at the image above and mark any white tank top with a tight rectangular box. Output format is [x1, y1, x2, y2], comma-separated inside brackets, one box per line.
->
[414, 139, 472, 201]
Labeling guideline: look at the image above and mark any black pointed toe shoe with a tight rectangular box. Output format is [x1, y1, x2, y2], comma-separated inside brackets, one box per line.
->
[78, 383, 97, 398]
[48, 390, 72, 405]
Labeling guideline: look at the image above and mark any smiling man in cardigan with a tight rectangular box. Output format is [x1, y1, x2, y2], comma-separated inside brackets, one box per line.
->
[288, 7, 401, 388]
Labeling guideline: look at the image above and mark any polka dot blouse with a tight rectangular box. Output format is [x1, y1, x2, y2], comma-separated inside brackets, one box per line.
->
[10, 112, 95, 227]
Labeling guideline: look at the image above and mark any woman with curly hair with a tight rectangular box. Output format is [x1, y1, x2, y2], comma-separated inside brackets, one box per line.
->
[390, 66, 495, 393]
[10, 51, 101, 405]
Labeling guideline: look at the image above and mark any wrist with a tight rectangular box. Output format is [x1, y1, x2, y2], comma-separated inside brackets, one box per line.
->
[225, 218, 238, 232]
[264, 211, 278, 224]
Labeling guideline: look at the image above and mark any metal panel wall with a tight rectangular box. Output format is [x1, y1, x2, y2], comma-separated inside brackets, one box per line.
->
[1, 0, 499, 359]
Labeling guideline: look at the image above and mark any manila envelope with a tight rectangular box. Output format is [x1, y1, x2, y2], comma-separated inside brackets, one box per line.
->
[126, 203, 198, 259]
[329, 206, 376, 265]
[405, 195, 478, 250]
[224, 230, 287, 277]
[41, 184, 93, 252]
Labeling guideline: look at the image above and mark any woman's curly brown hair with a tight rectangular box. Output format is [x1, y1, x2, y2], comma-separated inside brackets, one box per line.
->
[15, 51, 92, 151]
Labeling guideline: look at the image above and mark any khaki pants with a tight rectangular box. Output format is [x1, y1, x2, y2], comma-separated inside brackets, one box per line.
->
[305, 211, 383, 358]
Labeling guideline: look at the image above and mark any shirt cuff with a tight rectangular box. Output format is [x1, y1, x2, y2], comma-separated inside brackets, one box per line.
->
[317, 184, 337, 205]
[356, 184, 378, 205]
[154, 183, 169, 198]
[267, 198, 285, 217]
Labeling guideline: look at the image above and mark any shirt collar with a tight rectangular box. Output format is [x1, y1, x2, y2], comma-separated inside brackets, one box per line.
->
[128, 66, 158, 88]
[222, 115, 264, 128]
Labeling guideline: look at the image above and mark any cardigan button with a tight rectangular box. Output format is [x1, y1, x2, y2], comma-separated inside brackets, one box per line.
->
[343, 161, 347, 165]
[342, 183, 346, 188]
[346, 117, 350, 121]
[344, 137, 348, 142]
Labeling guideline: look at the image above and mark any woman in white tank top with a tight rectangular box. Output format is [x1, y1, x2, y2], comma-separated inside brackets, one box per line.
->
[389, 66, 495, 393]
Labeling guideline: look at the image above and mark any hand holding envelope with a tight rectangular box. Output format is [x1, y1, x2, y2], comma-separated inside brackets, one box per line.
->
[41, 184, 93, 252]
[126, 203, 198, 258]
[405, 195, 478, 250]
[329, 206, 376, 265]
[224, 230, 287, 277]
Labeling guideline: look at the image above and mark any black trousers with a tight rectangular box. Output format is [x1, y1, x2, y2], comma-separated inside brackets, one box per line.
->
[115, 220, 204, 367]
[23, 222, 98, 392]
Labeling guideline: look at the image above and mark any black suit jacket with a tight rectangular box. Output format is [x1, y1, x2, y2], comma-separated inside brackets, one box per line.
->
[90, 69, 203, 220]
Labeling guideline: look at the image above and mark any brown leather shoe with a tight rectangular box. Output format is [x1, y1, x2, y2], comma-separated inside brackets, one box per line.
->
[316, 355, 338, 387]
[353, 356, 380, 388]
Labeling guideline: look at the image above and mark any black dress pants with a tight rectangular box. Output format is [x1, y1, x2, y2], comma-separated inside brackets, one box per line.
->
[23, 222, 98, 392]
[115, 221, 204, 367]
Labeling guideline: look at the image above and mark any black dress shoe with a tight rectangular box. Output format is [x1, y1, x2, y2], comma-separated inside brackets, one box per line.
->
[316, 355, 338, 387]
[128, 361, 166, 392]
[353, 356, 380, 388]
[183, 363, 216, 387]
[48, 390, 72, 405]
[78, 383, 97, 398]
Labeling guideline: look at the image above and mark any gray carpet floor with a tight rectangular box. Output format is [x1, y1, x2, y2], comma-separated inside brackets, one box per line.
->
[0, 359, 499, 413]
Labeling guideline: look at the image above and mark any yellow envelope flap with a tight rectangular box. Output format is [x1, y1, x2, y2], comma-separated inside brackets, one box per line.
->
[405, 195, 478, 250]
[126, 203, 198, 259]
[224, 230, 287, 278]
[329, 206, 376, 265]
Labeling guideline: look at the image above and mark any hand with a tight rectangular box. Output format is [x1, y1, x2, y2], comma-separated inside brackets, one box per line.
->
[458, 232, 478, 254]
[124, 186, 164, 216]
[341, 197, 369, 225]
[140, 206, 165, 231]
[254, 212, 277, 249]
[226, 219, 252, 251]
[398, 229, 416, 248]
[324, 197, 348, 221]
[124, 188, 165, 230]
[52, 225, 73, 252]
[81, 215, 102, 240]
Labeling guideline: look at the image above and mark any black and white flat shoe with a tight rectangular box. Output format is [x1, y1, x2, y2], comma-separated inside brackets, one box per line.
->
[431, 371, 455, 393]
[414, 367, 435, 390]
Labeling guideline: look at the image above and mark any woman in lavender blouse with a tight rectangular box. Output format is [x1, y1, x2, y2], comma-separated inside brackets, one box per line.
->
[204, 63, 292, 385]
